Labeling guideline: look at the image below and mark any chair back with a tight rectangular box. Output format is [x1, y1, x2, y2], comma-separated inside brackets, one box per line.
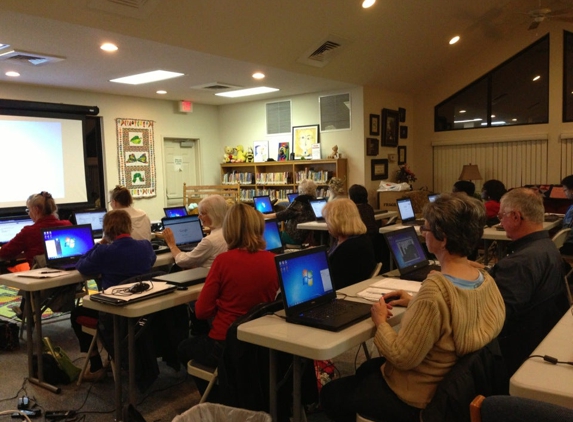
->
[551, 228, 571, 249]
[370, 262, 382, 278]
[471, 394, 573, 422]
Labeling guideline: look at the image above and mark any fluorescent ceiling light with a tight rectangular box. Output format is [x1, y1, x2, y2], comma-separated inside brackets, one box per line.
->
[481, 121, 506, 126]
[215, 86, 279, 98]
[110, 70, 184, 85]
[454, 118, 482, 123]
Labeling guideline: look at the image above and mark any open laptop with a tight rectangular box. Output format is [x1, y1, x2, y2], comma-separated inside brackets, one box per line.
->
[164, 206, 188, 218]
[263, 219, 284, 254]
[253, 195, 274, 214]
[42, 224, 95, 270]
[287, 192, 299, 203]
[396, 197, 425, 226]
[382, 226, 440, 281]
[0, 215, 33, 245]
[309, 198, 328, 221]
[152, 267, 209, 287]
[161, 215, 204, 251]
[73, 209, 106, 238]
[275, 246, 372, 332]
[428, 193, 439, 203]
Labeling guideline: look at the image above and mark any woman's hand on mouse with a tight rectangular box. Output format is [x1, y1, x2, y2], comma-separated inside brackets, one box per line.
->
[382, 290, 412, 307]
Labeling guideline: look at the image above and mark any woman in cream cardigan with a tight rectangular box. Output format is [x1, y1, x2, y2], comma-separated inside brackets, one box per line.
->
[320, 193, 506, 422]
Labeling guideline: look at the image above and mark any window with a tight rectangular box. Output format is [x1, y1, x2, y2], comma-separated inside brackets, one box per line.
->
[435, 35, 549, 131]
[266, 101, 291, 135]
[563, 31, 573, 122]
[320, 93, 351, 131]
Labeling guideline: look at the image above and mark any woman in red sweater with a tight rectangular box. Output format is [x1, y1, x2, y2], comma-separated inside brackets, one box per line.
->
[177, 203, 279, 386]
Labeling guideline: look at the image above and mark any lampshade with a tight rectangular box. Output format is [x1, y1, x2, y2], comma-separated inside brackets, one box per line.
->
[459, 164, 482, 181]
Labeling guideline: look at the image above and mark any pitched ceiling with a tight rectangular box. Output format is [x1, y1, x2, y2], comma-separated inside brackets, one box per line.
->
[0, 0, 571, 105]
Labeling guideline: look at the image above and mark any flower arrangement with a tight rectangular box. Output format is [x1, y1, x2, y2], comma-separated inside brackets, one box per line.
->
[396, 164, 417, 184]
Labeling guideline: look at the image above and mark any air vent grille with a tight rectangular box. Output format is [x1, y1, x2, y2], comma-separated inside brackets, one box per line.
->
[297, 34, 349, 68]
[190, 82, 243, 91]
[308, 41, 342, 61]
[0, 50, 65, 66]
[88, 0, 161, 19]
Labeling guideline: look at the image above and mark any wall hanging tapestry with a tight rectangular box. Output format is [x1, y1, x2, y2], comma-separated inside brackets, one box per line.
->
[116, 118, 156, 198]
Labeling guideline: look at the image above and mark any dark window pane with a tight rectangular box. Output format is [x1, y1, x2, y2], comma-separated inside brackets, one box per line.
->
[435, 78, 488, 131]
[564, 31, 573, 122]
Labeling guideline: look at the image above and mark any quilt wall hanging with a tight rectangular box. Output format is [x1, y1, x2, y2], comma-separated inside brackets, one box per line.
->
[116, 118, 156, 198]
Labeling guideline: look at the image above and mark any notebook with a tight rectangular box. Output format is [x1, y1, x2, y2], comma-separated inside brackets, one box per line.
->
[287, 192, 299, 203]
[164, 206, 188, 218]
[161, 215, 204, 251]
[152, 267, 209, 286]
[428, 193, 439, 203]
[42, 224, 95, 270]
[253, 195, 274, 214]
[73, 209, 106, 238]
[263, 219, 284, 254]
[90, 281, 177, 306]
[275, 246, 373, 332]
[309, 198, 328, 221]
[396, 197, 425, 226]
[382, 226, 440, 281]
[0, 215, 33, 245]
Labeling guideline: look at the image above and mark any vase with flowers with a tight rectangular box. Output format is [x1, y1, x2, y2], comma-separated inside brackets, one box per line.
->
[395, 164, 417, 188]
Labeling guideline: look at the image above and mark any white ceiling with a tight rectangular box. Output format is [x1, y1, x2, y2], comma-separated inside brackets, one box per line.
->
[0, 0, 572, 106]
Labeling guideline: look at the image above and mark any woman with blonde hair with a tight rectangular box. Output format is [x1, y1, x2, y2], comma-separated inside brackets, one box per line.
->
[322, 198, 376, 289]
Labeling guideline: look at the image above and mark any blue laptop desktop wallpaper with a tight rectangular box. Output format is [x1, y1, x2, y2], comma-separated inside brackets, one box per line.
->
[253, 196, 273, 214]
[43, 226, 94, 259]
[263, 220, 282, 252]
[287, 193, 299, 203]
[277, 250, 334, 308]
[385, 229, 426, 269]
[164, 206, 188, 218]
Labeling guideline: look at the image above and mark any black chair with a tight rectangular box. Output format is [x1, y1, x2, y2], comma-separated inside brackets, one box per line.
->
[470, 395, 573, 422]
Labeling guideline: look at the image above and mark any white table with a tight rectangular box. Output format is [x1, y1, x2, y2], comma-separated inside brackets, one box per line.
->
[510, 309, 573, 409]
[237, 277, 406, 422]
[298, 211, 398, 232]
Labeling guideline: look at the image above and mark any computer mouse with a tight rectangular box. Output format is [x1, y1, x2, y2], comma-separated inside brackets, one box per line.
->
[384, 295, 401, 304]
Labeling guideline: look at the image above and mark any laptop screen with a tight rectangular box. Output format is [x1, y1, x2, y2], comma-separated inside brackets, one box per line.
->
[382, 226, 429, 272]
[396, 197, 416, 221]
[428, 193, 439, 203]
[275, 246, 334, 310]
[263, 219, 283, 254]
[253, 196, 274, 214]
[164, 206, 188, 218]
[161, 216, 204, 247]
[42, 224, 95, 262]
[73, 210, 106, 236]
[0, 216, 33, 245]
[287, 193, 299, 203]
[309, 198, 328, 220]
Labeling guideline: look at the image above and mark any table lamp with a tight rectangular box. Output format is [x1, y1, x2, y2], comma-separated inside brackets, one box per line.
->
[459, 164, 482, 182]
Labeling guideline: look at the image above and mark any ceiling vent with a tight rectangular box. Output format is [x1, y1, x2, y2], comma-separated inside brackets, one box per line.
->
[297, 34, 349, 68]
[88, 0, 161, 19]
[190, 82, 244, 91]
[0, 50, 65, 66]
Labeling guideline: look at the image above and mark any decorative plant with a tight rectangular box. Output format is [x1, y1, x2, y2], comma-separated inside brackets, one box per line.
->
[396, 164, 417, 184]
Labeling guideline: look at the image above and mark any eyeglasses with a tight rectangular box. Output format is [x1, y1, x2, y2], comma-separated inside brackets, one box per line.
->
[419, 226, 432, 234]
[497, 211, 514, 220]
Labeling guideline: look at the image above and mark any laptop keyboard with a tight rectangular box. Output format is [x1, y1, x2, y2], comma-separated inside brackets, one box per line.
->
[302, 300, 353, 319]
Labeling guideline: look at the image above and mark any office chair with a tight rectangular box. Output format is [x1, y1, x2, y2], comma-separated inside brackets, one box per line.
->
[470, 395, 573, 422]
[370, 262, 382, 278]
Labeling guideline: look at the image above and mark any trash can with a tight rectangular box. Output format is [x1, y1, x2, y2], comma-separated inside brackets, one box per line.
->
[172, 403, 272, 422]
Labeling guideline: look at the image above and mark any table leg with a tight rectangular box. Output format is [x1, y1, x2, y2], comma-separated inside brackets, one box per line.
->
[113, 315, 123, 422]
[292, 355, 305, 422]
[269, 349, 277, 422]
[128, 317, 136, 405]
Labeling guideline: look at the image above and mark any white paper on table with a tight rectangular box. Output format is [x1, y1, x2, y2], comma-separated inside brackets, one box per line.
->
[357, 286, 395, 301]
[370, 277, 422, 293]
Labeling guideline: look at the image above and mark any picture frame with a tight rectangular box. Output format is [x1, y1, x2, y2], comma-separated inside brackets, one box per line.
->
[400, 125, 408, 139]
[381, 108, 399, 147]
[366, 138, 379, 156]
[292, 124, 319, 159]
[369, 114, 380, 136]
[398, 107, 406, 122]
[371, 158, 389, 180]
[253, 140, 269, 162]
[277, 141, 290, 161]
[398, 146, 407, 165]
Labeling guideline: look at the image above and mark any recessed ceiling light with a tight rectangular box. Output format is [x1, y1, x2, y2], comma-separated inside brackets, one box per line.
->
[459, 110, 466, 113]
[100, 43, 118, 52]
[110, 70, 184, 85]
[491, 114, 496, 118]
[156, 90, 167, 95]
[449, 36, 460, 45]
[362, 0, 375, 8]
[512, 118, 517, 121]
[215, 86, 279, 98]
[532, 75, 541, 81]
[5, 71, 19, 77]
[252, 72, 265, 79]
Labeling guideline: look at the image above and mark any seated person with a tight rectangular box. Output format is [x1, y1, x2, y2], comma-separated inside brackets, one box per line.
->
[265, 179, 317, 245]
[108, 185, 151, 241]
[320, 193, 505, 422]
[481, 179, 506, 225]
[452, 180, 476, 197]
[163, 194, 228, 269]
[559, 174, 573, 255]
[322, 198, 376, 289]
[327, 177, 346, 202]
[71, 209, 157, 381]
[177, 204, 279, 392]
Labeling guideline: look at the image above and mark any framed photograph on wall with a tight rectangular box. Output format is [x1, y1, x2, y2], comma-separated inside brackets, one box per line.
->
[400, 125, 408, 139]
[253, 140, 269, 162]
[366, 138, 379, 156]
[371, 158, 389, 180]
[381, 108, 399, 147]
[292, 124, 319, 159]
[398, 146, 407, 165]
[369, 114, 380, 136]
[277, 141, 290, 161]
[398, 107, 406, 122]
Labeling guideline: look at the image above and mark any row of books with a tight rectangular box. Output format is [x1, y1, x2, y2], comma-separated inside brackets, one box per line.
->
[222, 172, 254, 184]
[295, 170, 331, 184]
[239, 189, 297, 201]
[223, 172, 291, 185]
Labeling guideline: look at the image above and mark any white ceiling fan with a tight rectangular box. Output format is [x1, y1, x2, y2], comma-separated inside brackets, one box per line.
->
[526, 5, 573, 30]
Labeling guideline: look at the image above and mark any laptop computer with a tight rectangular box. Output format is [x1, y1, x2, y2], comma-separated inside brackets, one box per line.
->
[275, 246, 373, 332]
[42, 224, 95, 270]
[90, 281, 177, 306]
[0, 215, 33, 245]
[309, 198, 328, 221]
[164, 206, 188, 218]
[253, 195, 274, 214]
[287, 192, 299, 203]
[382, 226, 440, 281]
[161, 215, 204, 251]
[152, 267, 209, 286]
[73, 209, 106, 238]
[263, 219, 284, 254]
[428, 193, 439, 203]
[396, 197, 425, 226]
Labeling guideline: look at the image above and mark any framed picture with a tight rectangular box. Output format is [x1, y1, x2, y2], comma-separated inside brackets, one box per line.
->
[400, 125, 408, 139]
[398, 146, 407, 165]
[399, 107, 406, 122]
[371, 158, 389, 180]
[292, 124, 319, 159]
[381, 108, 399, 147]
[277, 141, 290, 161]
[366, 138, 379, 156]
[253, 140, 268, 162]
[369, 114, 380, 136]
